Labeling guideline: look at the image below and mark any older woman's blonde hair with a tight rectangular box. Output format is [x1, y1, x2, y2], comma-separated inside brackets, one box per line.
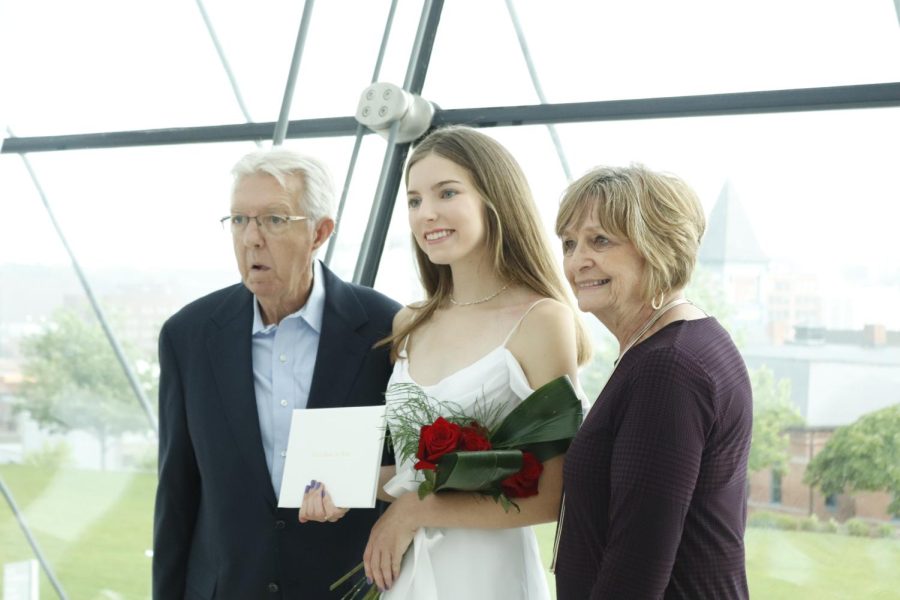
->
[555, 164, 706, 305]
[383, 126, 591, 365]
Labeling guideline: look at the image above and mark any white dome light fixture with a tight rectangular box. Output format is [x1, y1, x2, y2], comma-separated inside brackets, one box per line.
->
[355, 82, 435, 143]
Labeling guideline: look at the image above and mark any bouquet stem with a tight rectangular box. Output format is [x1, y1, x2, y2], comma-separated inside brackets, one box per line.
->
[331, 561, 379, 600]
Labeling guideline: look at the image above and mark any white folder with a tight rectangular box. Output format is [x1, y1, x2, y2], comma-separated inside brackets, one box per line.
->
[277, 405, 387, 509]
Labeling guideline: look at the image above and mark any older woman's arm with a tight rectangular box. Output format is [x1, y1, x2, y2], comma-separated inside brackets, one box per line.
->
[592, 347, 714, 598]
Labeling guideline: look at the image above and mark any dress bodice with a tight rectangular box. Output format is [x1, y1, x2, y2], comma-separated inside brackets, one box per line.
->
[378, 299, 556, 600]
[383, 344, 535, 497]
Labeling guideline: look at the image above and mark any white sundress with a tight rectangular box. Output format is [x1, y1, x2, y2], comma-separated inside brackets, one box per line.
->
[381, 300, 553, 600]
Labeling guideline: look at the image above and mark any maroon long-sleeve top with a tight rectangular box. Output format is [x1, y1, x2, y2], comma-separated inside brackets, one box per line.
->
[556, 318, 752, 599]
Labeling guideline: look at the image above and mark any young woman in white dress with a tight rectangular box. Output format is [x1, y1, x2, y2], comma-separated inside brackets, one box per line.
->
[300, 126, 590, 599]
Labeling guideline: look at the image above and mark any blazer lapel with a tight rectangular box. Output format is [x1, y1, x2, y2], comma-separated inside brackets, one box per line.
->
[307, 265, 368, 409]
[206, 286, 276, 506]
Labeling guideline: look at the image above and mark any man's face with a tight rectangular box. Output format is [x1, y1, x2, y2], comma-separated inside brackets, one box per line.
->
[230, 173, 331, 313]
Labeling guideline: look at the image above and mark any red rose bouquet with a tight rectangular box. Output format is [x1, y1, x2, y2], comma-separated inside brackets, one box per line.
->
[412, 415, 543, 502]
[387, 374, 582, 511]
[331, 375, 582, 598]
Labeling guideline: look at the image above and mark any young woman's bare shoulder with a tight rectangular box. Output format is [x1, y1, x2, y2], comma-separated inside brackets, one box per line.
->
[506, 298, 577, 353]
[508, 297, 579, 388]
[519, 298, 573, 332]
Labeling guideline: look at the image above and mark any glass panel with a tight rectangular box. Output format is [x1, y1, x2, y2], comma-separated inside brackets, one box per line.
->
[323, 134, 408, 282]
[0, 138, 376, 598]
[3, 1, 898, 597]
[0, 0, 413, 136]
[424, 0, 900, 107]
[205, 0, 423, 122]
[2, 0, 240, 135]
[375, 113, 900, 596]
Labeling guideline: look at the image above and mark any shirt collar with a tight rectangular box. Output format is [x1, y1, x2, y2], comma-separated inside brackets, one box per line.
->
[252, 259, 327, 335]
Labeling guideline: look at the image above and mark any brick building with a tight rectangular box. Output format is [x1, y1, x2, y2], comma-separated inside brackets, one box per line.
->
[743, 327, 900, 522]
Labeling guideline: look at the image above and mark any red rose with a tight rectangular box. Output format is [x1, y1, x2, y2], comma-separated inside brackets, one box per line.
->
[414, 432, 438, 470]
[415, 417, 462, 469]
[459, 424, 492, 452]
[501, 451, 543, 499]
[413, 458, 436, 471]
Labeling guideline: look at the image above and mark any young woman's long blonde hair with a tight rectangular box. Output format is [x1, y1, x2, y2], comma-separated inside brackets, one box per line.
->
[383, 126, 591, 365]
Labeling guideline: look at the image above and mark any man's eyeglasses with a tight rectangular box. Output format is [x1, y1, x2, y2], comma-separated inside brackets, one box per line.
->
[220, 214, 309, 235]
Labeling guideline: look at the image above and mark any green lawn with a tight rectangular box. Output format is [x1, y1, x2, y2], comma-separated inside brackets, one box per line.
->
[743, 528, 900, 599]
[533, 523, 900, 600]
[1, 465, 154, 600]
[2, 465, 899, 599]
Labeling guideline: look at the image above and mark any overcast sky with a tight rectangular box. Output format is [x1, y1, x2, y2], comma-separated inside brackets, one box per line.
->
[1, 0, 898, 283]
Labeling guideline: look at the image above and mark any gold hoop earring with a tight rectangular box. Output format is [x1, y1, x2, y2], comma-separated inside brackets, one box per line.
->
[651, 291, 665, 310]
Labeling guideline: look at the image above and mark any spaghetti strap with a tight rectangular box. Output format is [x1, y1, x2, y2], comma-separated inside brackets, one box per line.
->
[398, 334, 410, 358]
[502, 298, 554, 346]
[397, 304, 422, 359]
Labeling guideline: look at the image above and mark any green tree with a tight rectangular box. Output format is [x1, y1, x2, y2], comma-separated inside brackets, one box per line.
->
[579, 325, 617, 402]
[805, 404, 900, 516]
[749, 366, 803, 474]
[685, 265, 732, 330]
[17, 309, 156, 469]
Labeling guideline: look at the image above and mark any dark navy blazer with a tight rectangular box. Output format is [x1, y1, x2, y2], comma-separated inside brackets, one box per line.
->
[153, 264, 400, 599]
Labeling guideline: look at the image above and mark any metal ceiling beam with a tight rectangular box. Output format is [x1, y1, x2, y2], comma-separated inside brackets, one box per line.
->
[504, 0, 572, 181]
[0, 117, 362, 153]
[4, 82, 899, 155]
[352, 0, 445, 287]
[432, 82, 900, 128]
[324, 0, 400, 267]
[273, 0, 316, 145]
[195, 0, 255, 124]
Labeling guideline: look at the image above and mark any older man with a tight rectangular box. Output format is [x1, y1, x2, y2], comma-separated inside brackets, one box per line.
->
[153, 148, 400, 599]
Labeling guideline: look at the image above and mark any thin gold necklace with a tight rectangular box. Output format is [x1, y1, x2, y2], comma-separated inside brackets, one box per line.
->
[614, 298, 692, 365]
[449, 284, 509, 306]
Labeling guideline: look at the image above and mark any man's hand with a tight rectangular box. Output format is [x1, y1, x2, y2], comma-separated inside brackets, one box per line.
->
[298, 481, 349, 523]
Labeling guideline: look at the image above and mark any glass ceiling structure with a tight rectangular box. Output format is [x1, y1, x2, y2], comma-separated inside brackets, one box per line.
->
[1, 1, 899, 597]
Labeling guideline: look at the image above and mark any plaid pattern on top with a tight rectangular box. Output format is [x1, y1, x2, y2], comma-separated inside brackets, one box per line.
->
[556, 318, 752, 600]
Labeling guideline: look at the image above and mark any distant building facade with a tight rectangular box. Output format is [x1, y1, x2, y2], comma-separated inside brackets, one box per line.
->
[748, 428, 895, 522]
[744, 326, 900, 522]
[0, 364, 24, 462]
[698, 182, 897, 522]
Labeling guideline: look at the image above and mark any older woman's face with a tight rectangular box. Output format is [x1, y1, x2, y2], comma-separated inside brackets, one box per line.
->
[560, 212, 646, 320]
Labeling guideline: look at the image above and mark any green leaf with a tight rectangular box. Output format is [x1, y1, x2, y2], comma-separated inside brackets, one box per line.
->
[423, 468, 436, 485]
[495, 493, 522, 513]
[518, 439, 574, 463]
[417, 478, 435, 500]
[433, 450, 523, 492]
[490, 375, 582, 452]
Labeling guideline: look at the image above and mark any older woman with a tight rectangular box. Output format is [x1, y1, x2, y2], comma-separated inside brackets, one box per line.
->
[553, 165, 752, 599]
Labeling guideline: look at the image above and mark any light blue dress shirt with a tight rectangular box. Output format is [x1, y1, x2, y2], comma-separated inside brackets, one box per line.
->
[251, 260, 325, 495]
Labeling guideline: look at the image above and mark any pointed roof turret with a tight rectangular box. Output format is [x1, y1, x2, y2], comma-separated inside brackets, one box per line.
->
[698, 180, 768, 265]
